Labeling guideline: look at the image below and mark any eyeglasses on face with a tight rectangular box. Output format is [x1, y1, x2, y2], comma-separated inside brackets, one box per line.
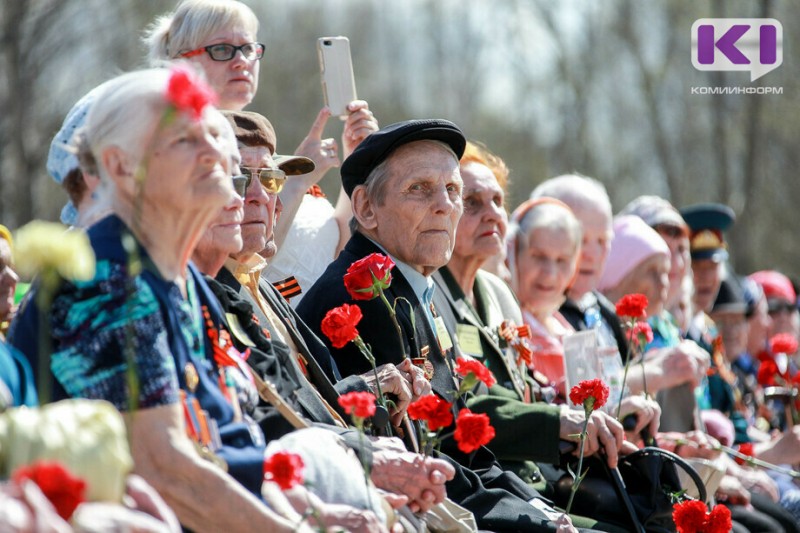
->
[181, 42, 265, 62]
[240, 167, 286, 194]
[231, 175, 248, 197]
[768, 301, 797, 315]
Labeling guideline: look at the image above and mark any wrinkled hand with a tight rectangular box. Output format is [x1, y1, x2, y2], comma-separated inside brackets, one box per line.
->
[342, 100, 378, 158]
[294, 108, 339, 183]
[559, 406, 625, 468]
[716, 474, 751, 507]
[0, 480, 71, 533]
[121, 474, 181, 532]
[657, 340, 710, 388]
[659, 430, 722, 460]
[555, 512, 577, 533]
[362, 361, 429, 427]
[370, 448, 454, 514]
[284, 487, 388, 533]
[618, 395, 661, 441]
[738, 466, 780, 502]
[755, 425, 800, 466]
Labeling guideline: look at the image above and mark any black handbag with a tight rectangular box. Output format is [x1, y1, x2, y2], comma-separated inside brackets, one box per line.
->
[546, 447, 707, 533]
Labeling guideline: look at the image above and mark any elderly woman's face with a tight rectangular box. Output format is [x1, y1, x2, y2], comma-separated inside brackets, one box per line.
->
[612, 254, 670, 316]
[516, 225, 579, 316]
[0, 238, 18, 320]
[189, 26, 260, 111]
[145, 109, 231, 215]
[453, 162, 507, 263]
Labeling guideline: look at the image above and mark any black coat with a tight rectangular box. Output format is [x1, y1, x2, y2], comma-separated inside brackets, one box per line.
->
[298, 232, 569, 532]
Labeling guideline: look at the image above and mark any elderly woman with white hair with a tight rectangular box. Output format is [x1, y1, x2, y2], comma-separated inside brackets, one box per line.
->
[9, 67, 316, 532]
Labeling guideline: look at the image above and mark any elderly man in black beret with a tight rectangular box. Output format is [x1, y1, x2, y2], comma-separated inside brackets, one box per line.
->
[299, 120, 579, 532]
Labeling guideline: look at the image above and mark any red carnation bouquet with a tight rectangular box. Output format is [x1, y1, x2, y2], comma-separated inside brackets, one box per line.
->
[613, 293, 653, 423]
[321, 303, 391, 432]
[672, 500, 731, 533]
[565, 378, 609, 515]
[408, 357, 498, 456]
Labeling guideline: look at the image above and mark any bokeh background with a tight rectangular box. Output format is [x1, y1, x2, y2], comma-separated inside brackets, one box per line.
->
[0, 0, 797, 277]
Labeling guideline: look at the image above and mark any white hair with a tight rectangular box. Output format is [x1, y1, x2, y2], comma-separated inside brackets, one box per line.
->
[530, 173, 612, 216]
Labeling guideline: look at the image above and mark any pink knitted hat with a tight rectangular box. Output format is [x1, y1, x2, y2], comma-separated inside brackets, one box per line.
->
[597, 215, 670, 291]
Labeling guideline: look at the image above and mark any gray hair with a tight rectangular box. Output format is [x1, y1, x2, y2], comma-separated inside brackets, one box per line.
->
[515, 203, 582, 256]
[530, 173, 612, 217]
[349, 139, 458, 233]
[74, 69, 175, 213]
[143, 0, 259, 65]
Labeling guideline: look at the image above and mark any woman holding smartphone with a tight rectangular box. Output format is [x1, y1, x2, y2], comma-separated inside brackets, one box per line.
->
[144, 0, 378, 291]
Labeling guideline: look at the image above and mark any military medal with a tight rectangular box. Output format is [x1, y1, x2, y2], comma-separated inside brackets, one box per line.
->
[412, 345, 435, 380]
[184, 362, 199, 393]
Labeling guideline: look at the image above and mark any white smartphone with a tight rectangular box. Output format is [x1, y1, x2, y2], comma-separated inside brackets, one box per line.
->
[317, 36, 357, 119]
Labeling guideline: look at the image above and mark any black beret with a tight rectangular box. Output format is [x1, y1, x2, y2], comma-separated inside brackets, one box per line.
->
[340, 119, 466, 197]
[712, 274, 747, 314]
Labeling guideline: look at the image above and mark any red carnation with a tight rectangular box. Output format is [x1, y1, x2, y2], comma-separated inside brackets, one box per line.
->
[343, 253, 395, 301]
[632, 321, 654, 347]
[321, 303, 363, 348]
[672, 500, 709, 533]
[263, 451, 305, 490]
[770, 333, 798, 355]
[569, 378, 609, 412]
[165, 64, 217, 121]
[615, 293, 649, 319]
[757, 358, 780, 386]
[734, 442, 755, 466]
[455, 358, 497, 388]
[338, 391, 377, 420]
[12, 461, 87, 521]
[408, 394, 454, 431]
[706, 504, 732, 533]
[454, 409, 496, 454]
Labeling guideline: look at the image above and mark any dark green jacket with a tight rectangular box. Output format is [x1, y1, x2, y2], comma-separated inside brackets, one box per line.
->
[433, 267, 562, 484]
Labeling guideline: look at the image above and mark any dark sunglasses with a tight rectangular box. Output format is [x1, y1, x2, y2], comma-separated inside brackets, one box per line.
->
[768, 301, 797, 315]
[181, 42, 265, 62]
[240, 167, 287, 194]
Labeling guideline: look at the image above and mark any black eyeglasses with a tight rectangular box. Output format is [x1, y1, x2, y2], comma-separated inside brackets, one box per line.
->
[232, 175, 248, 197]
[241, 167, 286, 194]
[181, 42, 265, 62]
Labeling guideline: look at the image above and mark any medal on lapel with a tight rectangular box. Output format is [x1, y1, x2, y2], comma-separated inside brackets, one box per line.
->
[412, 345, 435, 380]
[185, 362, 200, 393]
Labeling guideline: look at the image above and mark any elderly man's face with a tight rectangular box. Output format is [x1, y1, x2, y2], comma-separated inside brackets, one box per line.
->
[567, 202, 612, 299]
[0, 238, 18, 321]
[692, 258, 722, 313]
[236, 145, 278, 259]
[360, 141, 463, 276]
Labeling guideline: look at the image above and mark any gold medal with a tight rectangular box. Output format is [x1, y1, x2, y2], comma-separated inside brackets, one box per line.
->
[185, 362, 200, 393]
[412, 346, 435, 380]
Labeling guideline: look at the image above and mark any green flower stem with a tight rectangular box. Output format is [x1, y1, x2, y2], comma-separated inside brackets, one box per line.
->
[668, 435, 800, 479]
[616, 320, 636, 419]
[377, 286, 406, 359]
[353, 337, 391, 435]
[565, 414, 591, 515]
[34, 269, 59, 405]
